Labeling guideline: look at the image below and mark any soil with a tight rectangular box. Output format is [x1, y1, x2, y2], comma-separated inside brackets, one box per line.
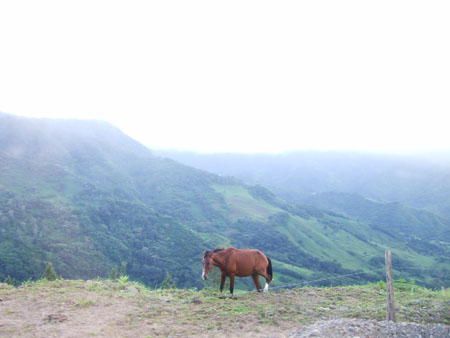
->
[1, 280, 449, 337]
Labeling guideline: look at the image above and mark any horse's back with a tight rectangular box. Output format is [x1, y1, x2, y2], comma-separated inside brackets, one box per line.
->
[228, 248, 268, 276]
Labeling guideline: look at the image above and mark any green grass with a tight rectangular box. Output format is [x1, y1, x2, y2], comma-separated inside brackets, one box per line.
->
[212, 184, 283, 221]
[5, 279, 450, 337]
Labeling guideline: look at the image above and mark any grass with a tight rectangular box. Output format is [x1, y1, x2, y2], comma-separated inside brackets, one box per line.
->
[1, 278, 448, 337]
[212, 184, 283, 221]
[75, 298, 96, 307]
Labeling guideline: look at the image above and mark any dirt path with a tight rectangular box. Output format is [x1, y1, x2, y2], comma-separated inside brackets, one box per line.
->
[0, 280, 291, 337]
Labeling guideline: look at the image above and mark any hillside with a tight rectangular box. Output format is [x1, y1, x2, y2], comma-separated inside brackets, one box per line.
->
[304, 192, 450, 243]
[0, 279, 449, 337]
[156, 150, 450, 218]
[0, 113, 234, 287]
[1, 113, 449, 289]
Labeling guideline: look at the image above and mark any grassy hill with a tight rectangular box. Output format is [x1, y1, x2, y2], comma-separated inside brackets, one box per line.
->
[304, 192, 450, 242]
[0, 279, 448, 337]
[1, 113, 449, 289]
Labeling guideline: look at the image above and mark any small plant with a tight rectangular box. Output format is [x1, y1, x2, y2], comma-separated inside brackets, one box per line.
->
[43, 262, 57, 281]
[161, 272, 176, 289]
[118, 275, 129, 284]
[394, 279, 416, 292]
[368, 280, 386, 288]
[76, 298, 95, 307]
[120, 261, 127, 276]
[115, 274, 129, 290]
[110, 266, 118, 280]
[4, 275, 14, 286]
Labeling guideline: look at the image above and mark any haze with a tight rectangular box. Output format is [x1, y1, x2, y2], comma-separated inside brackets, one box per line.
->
[1, 1, 449, 153]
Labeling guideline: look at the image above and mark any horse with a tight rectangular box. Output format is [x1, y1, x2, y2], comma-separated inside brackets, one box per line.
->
[201, 247, 273, 295]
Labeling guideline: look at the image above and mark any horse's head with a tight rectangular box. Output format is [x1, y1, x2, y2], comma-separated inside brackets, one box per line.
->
[201, 250, 214, 280]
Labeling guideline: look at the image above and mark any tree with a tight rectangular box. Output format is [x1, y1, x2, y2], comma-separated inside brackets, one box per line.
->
[110, 266, 118, 280]
[44, 262, 57, 281]
[120, 261, 127, 276]
[161, 271, 175, 289]
[4, 275, 14, 285]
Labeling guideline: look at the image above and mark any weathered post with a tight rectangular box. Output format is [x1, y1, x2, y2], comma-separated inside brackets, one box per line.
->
[385, 249, 396, 322]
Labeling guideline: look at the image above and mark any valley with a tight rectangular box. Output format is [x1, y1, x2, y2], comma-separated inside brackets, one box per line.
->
[1, 113, 449, 290]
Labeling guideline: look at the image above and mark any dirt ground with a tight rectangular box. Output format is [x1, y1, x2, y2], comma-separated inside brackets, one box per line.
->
[0, 280, 294, 337]
[1, 280, 449, 337]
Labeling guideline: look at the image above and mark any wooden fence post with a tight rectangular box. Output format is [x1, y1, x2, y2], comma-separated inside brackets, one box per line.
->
[385, 249, 396, 322]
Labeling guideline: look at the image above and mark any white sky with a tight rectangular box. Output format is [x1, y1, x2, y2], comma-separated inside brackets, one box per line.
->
[1, 1, 449, 153]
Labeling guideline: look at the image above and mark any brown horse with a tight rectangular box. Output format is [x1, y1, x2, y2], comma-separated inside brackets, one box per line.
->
[202, 247, 273, 295]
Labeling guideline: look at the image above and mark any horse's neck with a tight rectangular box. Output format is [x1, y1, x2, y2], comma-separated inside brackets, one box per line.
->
[212, 253, 226, 269]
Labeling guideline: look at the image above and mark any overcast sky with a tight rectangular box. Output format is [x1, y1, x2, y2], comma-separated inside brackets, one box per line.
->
[1, 1, 449, 153]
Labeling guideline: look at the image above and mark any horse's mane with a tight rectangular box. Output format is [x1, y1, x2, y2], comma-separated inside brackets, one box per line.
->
[204, 248, 225, 257]
[203, 248, 228, 257]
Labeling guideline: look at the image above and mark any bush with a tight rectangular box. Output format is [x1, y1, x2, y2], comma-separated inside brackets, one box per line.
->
[120, 261, 127, 276]
[110, 266, 118, 280]
[161, 271, 176, 289]
[43, 262, 57, 281]
[4, 275, 14, 285]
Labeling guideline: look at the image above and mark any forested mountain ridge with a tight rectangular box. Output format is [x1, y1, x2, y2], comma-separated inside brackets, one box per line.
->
[304, 192, 450, 242]
[0, 113, 234, 286]
[1, 113, 448, 289]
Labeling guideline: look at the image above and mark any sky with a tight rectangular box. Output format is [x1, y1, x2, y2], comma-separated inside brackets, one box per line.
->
[1, 1, 449, 153]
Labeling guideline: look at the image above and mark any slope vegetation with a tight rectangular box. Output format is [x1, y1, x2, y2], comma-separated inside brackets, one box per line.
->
[1, 113, 448, 289]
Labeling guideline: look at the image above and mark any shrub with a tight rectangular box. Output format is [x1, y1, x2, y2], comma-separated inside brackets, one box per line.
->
[110, 266, 118, 280]
[43, 262, 57, 281]
[4, 275, 14, 285]
[161, 271, 176, 289]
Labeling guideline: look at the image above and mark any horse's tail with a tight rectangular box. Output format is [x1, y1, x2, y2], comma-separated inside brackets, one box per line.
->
[266, 256, 273, 283]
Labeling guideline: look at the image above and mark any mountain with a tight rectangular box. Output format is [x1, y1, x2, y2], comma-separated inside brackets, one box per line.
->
[155, 150, 450, 219]
[2, 113, 258, 287]
[1, 113, 448, 289]
[303, 192, 450, 262]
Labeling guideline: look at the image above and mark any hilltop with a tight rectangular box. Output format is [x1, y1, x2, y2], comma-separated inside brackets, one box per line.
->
[0, 113, 449, 289]
[0, 279, 449, 337]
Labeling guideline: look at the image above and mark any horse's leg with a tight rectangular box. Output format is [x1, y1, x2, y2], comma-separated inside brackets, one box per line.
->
[264, 278, 269, 292]
[257, 270, 270, 292]
[220, 271, 226, 292]
[229, 274, 235, 295]
[252, 273, 262, 292]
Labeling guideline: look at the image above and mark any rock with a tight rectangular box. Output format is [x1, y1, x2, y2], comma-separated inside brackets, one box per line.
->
[290, 319, 450, 338]
[125, 286, 139, 293]
[45, 313, 68, 323]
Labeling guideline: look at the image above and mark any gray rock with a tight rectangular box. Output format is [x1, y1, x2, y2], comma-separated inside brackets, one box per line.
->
[289, 319, 450, 338]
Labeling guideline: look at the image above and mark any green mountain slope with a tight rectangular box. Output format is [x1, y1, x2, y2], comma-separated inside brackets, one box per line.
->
[1, 113, 448, 289]
[304, 192, 450, 242]
[156, 150, 450, 219]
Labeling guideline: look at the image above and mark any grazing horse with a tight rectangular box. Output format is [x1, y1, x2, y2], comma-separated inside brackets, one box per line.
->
[202, 247, 273, 295]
